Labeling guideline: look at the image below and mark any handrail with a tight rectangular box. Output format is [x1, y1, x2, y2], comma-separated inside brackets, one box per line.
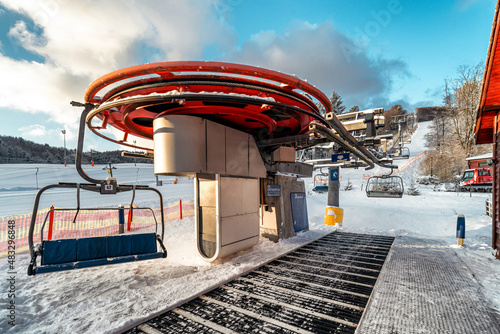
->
[72, 102, 103, 185]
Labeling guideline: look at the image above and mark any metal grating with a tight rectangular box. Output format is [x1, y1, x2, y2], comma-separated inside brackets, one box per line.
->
[124, 231, 394, 334]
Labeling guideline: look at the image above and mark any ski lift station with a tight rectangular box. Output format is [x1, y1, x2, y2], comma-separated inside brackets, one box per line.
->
[7, 3, 500, 332]
[11, 55, 500, 333]
[26, 61, 402, 275]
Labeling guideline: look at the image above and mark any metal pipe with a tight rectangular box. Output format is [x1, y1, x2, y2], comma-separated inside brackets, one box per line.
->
[72, 184, 80, 224]
[118, 206, 125, 234]
[73, 102, 103, 185]
[28, 184, 76, 257]
[309, 123, 375, 169]
[128, 185, 136, 231]
[116, 185, 165, 241]
[324, 115, 380, 166]
[328, 167, 340, 207]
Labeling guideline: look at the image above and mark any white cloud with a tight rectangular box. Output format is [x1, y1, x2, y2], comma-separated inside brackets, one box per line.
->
[249, 30, 277, 45]
[0, 0, 236, 144]
[19, 124, 48, 137]
[0, 1, 411, 146]
[228, 21, 410, 109]
[8, 21, 44, 49]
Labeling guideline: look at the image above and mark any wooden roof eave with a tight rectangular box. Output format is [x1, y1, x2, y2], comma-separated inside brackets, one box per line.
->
[475, 1, 500, 144]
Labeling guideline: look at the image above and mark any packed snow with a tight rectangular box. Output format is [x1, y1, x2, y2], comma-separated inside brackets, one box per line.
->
[1, 121, 499, 333]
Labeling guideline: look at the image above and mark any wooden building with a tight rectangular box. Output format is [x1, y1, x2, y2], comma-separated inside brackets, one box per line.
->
[474, 2, 500, 258]
[466, 153, 493, 169]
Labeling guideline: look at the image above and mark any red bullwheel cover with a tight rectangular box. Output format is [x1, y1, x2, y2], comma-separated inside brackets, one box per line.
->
[85, 61, 332, 151]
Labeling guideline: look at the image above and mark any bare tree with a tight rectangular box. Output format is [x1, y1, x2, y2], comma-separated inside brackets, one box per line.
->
[425, 108, 451, 153]
[444, 63, 483, 156]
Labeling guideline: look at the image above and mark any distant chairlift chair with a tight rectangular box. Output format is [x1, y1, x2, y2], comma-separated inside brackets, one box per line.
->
[366, 172, 404, 198]
[312, 171, 329, 193]
[390, 146, 410, 160]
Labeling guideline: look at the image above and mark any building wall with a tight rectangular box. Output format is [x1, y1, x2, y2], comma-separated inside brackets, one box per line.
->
[494, 116, 500, 258]
[467, 159, 490, 169]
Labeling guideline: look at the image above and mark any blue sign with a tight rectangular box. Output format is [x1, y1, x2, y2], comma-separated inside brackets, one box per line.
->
[266, 184, 281, 197]
[456, 215, 465, 238]
[330, 168, 339, 182]
[332, 153, 350, 163]
[290, 192, 309, 233]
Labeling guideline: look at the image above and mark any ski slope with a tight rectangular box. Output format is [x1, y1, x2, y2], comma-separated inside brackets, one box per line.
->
[1, 121, 499, 333]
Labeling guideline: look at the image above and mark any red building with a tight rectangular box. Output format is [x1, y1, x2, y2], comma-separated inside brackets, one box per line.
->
[474, 2, 500, 258]
[466, 153, 493, 169]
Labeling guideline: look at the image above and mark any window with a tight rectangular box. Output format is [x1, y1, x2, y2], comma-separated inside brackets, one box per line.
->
[463, 171, 474, 181]
[479, 170, 491, 176]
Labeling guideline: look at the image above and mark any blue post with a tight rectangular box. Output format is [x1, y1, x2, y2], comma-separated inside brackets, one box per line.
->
[119, 205, 125, 234]
[456, 214, 465, 246]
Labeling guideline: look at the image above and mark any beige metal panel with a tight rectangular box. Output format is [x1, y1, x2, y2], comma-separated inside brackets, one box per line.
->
[260, 206, 278, 230]
[220, 213, 260, 246]
[220, 177, 259, 217]
[272, 146, 296, 162]
[218, 236, 259, 259]
[207, 121, 226, 174]
[153, 115, 207, 175]
[226, 127, 249, 176]
[248, 136, 267, 178]
[241, 178, 260, 214]
[199, 178, 216, 208]
[200, 207, 217, 237]
[267, 162, 313, 178]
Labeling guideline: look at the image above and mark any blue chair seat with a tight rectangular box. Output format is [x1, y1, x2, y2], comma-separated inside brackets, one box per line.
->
[34, 233, 164, 275]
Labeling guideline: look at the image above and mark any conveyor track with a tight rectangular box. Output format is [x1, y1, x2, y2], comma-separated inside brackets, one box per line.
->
[124, 232, 394, 334]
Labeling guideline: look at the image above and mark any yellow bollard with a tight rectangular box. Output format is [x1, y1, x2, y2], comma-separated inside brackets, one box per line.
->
[324, 206, 344, 226]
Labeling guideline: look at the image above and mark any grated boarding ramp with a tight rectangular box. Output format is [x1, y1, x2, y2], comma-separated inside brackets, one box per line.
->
[123, 232, 394, 334]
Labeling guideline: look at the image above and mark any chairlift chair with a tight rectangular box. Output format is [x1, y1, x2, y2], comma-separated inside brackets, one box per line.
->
[27, 184, 168, 275]
[389, 146, 410, 160]
[27, 104, 168, 275]
[366, 173, 404, 198]
[312, 172, 329, 193]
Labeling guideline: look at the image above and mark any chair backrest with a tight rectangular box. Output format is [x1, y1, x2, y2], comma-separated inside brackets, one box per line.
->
[41, 233, 158, 266]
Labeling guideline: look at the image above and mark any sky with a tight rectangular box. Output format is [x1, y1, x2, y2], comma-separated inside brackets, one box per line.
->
[0, 0, 496, 152]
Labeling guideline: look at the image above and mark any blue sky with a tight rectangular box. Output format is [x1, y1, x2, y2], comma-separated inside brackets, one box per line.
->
[0, 0, 496, 152]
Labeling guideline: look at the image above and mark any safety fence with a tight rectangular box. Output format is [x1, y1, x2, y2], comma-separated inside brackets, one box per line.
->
[362, 150, 428, 180]
[0, 200, 194, 257]
[393, 150, 428, 174]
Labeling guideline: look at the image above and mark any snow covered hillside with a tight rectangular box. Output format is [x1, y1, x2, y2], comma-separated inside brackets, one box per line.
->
[1, 121, 499, 333]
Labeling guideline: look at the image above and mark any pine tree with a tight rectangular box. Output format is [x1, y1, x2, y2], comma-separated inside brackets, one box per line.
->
[330, 90, 346, 115]
[405, 180, 420, 196]
[348, 105, 360, 113]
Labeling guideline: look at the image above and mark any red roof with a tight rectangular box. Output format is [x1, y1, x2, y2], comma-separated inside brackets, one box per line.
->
[475, 2, 500, 144]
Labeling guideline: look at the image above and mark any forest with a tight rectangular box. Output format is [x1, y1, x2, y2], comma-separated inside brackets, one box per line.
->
[0, 135, 141, 164]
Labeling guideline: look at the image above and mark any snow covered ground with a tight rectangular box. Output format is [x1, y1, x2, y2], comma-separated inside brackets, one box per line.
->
[1, 121, 499, 333]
